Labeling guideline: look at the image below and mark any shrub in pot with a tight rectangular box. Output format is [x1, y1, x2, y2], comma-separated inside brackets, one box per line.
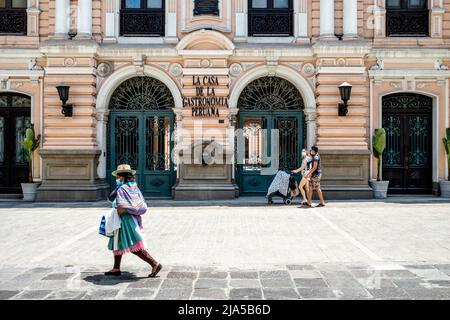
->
[20, 124, 41, 201]
[441, 128, 450, 198]
[370, 128, 389, 199]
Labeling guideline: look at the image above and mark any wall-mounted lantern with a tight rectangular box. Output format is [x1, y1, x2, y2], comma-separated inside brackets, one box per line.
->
[338, 82, 352, 116]
[56, 85, 73, 117]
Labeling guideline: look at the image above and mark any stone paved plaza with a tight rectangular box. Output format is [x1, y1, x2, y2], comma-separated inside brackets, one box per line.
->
[1, 197, 450, 300]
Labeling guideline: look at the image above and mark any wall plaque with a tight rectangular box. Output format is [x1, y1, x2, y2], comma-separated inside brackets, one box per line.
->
[193, 0, 219, 16]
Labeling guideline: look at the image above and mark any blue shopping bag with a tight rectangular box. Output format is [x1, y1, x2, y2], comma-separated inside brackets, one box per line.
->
[99, 215, 107, 237]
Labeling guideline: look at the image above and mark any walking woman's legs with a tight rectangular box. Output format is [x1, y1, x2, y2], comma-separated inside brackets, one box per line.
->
[299, 178, 307, 203]
[113, 254, 122, 270]
[132, 249, 159, 270]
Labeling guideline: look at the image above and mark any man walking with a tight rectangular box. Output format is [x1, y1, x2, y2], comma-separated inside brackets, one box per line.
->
[306, 146, 326, 207]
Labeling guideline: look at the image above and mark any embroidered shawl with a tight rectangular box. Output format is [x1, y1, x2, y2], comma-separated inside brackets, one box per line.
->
[115, 182, 147, 228]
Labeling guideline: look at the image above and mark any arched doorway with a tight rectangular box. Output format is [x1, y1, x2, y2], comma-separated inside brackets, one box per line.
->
[236, 76, 305, 195]
[382, 93, 433, 194]
[0, 93, 31, 194]
[108, 76, 176, 197]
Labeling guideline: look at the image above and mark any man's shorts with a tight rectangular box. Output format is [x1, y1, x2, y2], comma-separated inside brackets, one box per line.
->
[309, 174, 321, 190]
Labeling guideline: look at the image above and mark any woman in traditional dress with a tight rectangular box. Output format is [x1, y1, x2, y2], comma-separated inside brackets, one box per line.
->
[104, 164, 163, 278]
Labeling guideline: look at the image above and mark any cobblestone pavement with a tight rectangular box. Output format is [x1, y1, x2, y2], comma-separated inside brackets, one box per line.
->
[1, 198, 450, 300]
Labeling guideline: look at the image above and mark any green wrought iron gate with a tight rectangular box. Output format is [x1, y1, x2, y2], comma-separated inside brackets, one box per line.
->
[108, 76, 175, 197]
[236, 76, 305, 195]
[382, 93, 433, 194]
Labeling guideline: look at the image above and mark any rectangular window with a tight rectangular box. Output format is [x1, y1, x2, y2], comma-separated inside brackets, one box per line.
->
[386, 0, 428, 36]
[120, 0, 165, 37]
[0, 0, 27, 35]
[11, 0, 26, 8]
[248, 0, 294, 36]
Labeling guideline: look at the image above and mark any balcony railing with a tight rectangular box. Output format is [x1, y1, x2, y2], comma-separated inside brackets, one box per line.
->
[248, 9, 294, 37]
[120, 9, 165, 37]
[0, 9, 27, 35]
[386, 9, 429, 37]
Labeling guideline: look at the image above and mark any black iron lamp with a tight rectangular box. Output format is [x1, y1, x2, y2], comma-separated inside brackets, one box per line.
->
[56, 85, 73, 117]
[338, 82, 352, 116]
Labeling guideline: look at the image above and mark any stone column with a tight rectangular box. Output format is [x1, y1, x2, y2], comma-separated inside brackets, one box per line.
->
[431, 0, 445, 38]
[295, 0, 308, 39]
[166, 0, 178, 43]
[235, 0, 248, 41]
[96, 110, 109, 180]
[320, 0, 335, 38]
[104, 0, 117, 43]
[54, 0, 70, 38]
[343, 0, 358, 38]
[77, 0, 92, 39]
[373, 0, 386, 39]
[304, 109, 317, 149]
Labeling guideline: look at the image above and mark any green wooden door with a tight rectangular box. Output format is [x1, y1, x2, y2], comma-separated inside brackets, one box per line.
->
[109, 111, 174, 197]
[235, 76, 306, 195]
[237, 111, 303, 195]
[107, 76, 176, 198]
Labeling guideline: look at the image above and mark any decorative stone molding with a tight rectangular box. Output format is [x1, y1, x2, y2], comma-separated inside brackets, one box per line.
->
[96, 62, 114, 78]
[229, 63, 243, 77]
[302, 63, 315, 76]
[169, 63, 183, 77]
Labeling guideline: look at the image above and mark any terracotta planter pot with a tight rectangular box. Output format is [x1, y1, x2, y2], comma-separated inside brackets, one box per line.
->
[440, 180, 450, 198]
[369, 179, 389, 199]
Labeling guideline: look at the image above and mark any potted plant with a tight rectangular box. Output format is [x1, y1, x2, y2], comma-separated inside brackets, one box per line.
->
[369, 128, 389, 199]
[21, 124, 41, 201]
[440, 128, 450, 198]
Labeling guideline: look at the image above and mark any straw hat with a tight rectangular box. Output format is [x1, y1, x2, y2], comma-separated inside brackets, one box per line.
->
[112, 164, 136, 177]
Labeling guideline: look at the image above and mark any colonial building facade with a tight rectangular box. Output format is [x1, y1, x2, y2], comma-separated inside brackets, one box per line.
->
[0, 0, 449, 201]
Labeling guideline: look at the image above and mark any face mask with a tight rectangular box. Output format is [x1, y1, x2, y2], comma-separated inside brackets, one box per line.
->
[116, 179, 123, 187]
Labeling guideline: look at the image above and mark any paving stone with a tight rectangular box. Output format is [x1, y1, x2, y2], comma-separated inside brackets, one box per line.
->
[356, 278, 397, 290]
[122, 289, 155, 299]
[403, 264, 438, 269]
[229, 288, 263, 300]
[45, 290, 86, 300]
[262, 288, 300, 300]
[229, 279, 261, 288]
[368, 287, 410, 299]
[0, 290, 20, 300]
[426, 280, 450, 287]
[289, 270, 322, 279]
[12, 290, 52, 300]
[382, 270, 418, 278]
[192, 288, 227, 300]
[325, 277, 365, 288]
[260, 278, 294, 288]
[0, 280, 33, 290]
[199, 271, 228, 279]
[320, 271, 355, 280]
[332, 287, 372, 299]
[80, 290, 120, 300]
[160, 279, 194, 289]
[404, 288, 450, 300]
[392, 279, 428, 289]
[155, 288, 192, 300]
[229, 272, 258, 279]
[42, 273, 76, 281]
[259, 270, 290, 279]
[27, 280, 71, 290]
[286, 265, 315, 271]
[408, 269, 450, 281]
[166, 271, 198, 280]
[195, 279, 228, 289]
[350, 269, 386, 279]
[297, 287, 337, 299]
[28, 268, 53, 274]
[294, 278, 328, 288]
[127, 279, 162, 289]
